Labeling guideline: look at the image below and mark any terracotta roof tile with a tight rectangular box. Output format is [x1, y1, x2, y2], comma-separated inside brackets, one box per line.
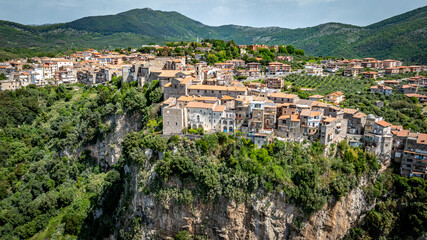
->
[188, 85, 246, 92]
[278, 115, 291, 120]
[375, 120, 391, 128]
[186, 101, 215, 109]
[213, 105, 226, 112]
[417, 133, 427, 145]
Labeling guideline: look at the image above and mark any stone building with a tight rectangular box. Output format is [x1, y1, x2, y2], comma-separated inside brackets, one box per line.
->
[363, 120, 393, 160]
[187, 85, 247, 98]
[320, 117, 348, 146]
[163, 103, 186, 135]
[399, 133, 427, 178]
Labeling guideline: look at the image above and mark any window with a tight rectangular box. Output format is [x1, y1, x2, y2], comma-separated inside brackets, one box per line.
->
[176, 122, 178, 126]
[167, 121, 170, 125]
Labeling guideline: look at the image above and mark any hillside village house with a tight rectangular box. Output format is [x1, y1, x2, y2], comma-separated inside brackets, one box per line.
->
[187, 85, 247, 99]
[405, 93, 427, 103]
[344, 66, 364, 77]
[325, 91, 345, 104]
[385, 67, 399, 75]
[393, 131, 427, 177]
[364, 120, 393, 159]
[276, 56, 294, 62]
[362, 71, 378, 79]
[226, 59, 246, 68]
[382, 59, 402, 68]
[399, 84, 418, 94]
[361, 58, 383, 69]
[370, 85, 392, 95]
[267, 92, 299, 104]
[265, 77, 284, 89]
[308, 95, 324, 101]
[384, 80, 399, 86]
[398, 66, 410, 74]
[408, 75, 427, 86]
[267, 62, 291, 75]
[409, 65, 422, 73]
[305, 65, 324, 76]
[247, 62, 261, 71]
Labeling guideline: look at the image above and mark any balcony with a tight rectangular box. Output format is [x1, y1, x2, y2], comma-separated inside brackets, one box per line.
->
[190, 118, 202, 123]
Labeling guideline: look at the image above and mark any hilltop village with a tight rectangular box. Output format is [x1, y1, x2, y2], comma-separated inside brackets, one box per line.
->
[1, 42, 427, 178]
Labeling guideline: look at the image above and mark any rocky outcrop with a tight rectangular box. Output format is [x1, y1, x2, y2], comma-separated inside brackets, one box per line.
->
[88, 112, 142, 166]
[124, 167, 375, 240]
[293, 182, 372, 240]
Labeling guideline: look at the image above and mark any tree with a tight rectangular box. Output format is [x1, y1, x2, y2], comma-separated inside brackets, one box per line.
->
[286, 45, 296, 55]
[0, 73, 6, 80]
[295, 49, 305, 56]
[279, 46, 288, 54]
[206, 54, 219, 65]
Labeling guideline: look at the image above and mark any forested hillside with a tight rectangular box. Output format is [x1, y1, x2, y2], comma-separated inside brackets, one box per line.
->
[1, 6, 426, 63]
[0, 80, 163, 239]
[0, 82, 425, 239]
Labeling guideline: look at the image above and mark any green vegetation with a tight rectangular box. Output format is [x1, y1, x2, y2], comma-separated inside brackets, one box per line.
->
[284, 74, 373, 96]
[0, 72, 425, 238]
[342, 90, 427, 132]
[203, 39, 240, 64]
[1, 6, 426, 63]
[345, 169, 427, 240]
[0, 79, 163, 239]
[123, 131, 380, 216]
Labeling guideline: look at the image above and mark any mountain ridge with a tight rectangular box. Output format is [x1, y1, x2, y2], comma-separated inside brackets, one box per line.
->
[0, 6, 426, 63]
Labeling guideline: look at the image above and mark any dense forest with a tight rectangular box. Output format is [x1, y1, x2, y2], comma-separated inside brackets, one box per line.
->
[0, 82, 425, 239]
[345, 170, 427, 240]
[0, 80, 162, 239]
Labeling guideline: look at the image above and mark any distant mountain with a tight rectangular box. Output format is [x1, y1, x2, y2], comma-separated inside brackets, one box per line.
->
[65, 8, 212, 39]
[0, 6, 426, 63]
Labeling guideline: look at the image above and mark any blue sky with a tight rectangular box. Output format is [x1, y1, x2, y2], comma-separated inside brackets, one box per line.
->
[0, 0, 425, 28]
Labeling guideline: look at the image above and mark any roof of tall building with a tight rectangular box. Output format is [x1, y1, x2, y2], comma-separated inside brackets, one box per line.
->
[213, 105, 226, 112]
[375, 120, 392, 128]
[186, 101, 215, 109]
[188, 85, 247, 92]
[269, 92, 298, 99]
[417, 133, 427, 145]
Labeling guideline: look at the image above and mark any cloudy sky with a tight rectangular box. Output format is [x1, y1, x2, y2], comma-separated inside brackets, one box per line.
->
[0, 0, 425, 28]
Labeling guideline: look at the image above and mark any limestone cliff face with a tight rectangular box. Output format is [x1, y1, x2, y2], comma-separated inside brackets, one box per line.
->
[88, 112, 142, 166]
[294, 182, 372, 240]
[125, 166, 375, 240]
[88, 117, 377, 239]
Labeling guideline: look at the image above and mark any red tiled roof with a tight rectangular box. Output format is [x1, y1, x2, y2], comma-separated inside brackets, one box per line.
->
[417, 133, 427, 145]
[186, 101, 214, 109]
[375, 120, 391, 128]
